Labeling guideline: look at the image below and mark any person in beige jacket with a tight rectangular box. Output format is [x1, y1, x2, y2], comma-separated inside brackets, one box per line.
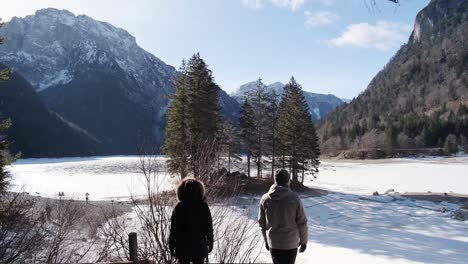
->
[258, 169, 308, 264]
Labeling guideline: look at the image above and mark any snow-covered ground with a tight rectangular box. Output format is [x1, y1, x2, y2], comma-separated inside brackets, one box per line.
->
[8, 156, 177, 200]
[256, 192, 468, 264]
[7, 156, 468, 263]
[312, 157, 468, 195]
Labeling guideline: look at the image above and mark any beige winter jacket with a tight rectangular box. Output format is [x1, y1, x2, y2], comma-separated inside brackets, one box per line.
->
[258, 184, 308, 250]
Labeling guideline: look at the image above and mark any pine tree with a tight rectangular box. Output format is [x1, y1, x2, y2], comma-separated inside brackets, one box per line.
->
[221, 121, 241, 173]
[385, 120, 397, 156]
[164, 54, 222, 178]
[0, 20, 12, 192]
[301, 119, 320, 183]
[277, 77, 320, 183]
[164, 62, 189, 178]
[185, 53, 222, 178]
[245, 78, 276, 178]
[0, 118, 12, 193]
[443, 134, 458, 155]
[239, 99, 255, 177]
[266, 90, 279, 180]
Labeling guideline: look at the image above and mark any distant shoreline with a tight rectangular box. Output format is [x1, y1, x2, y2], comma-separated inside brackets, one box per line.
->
[323, 148, 468, 160]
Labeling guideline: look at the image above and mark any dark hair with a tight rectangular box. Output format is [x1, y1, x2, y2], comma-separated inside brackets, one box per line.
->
[176, 177, 206, 203]
[275, 169, 290, 186]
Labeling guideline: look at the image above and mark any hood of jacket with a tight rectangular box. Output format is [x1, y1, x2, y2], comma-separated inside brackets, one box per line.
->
[267, 184, 293, 200]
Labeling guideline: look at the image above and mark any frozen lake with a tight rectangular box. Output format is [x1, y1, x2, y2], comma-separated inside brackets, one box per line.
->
[8, 155, 468, 199]
[8, 156, 178, 200]
[312, 156, 468, 195]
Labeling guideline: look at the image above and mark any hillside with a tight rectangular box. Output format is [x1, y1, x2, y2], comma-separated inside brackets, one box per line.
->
[318, 0, 468, 158]
[0, 66, 99, 157]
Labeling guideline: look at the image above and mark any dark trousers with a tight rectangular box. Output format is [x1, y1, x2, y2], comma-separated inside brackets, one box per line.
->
[178, 258, 204, 264]
[270, 248, 298, 264]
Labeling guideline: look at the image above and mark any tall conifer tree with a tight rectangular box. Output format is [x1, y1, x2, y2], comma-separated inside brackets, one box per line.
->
[0, 19, 13, 192]
[267, 91, 279, 179]
[221, 121, 241, 173]
[164, 62, 189, 178]
[239, 99, 255, 177]
[164, 54, 222, 178]
[0, 118, 11, 193]
[277, 77, 320, 183]
[185, 53, 222, 178]
[246, 78, 276, 177]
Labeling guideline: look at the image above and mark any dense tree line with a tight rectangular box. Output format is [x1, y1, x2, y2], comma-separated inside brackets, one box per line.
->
[164, 62, 321, 183]
[239, 77, 320, 183]
[323, 106, 468, 156]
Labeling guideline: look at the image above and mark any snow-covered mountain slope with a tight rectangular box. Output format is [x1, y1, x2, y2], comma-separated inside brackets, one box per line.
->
[0, 8, 176, 94]
[231, 81, 344, 120]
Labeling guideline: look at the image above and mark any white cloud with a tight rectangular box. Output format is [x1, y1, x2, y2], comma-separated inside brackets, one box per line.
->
[241, 0, 305, 11]
[304, 10, 338, 29]
[271, 0, 305, 11]
[330, 21, 413, 51]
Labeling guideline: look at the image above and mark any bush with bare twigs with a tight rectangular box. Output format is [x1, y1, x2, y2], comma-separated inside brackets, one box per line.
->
[0, 191, 132, 263]
[0, 193, 45, 263]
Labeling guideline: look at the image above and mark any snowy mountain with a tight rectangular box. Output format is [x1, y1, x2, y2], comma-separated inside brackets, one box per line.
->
[0, 8, 239, 154]
[0, 8, 175, 94]
[231, 81, 345, 120]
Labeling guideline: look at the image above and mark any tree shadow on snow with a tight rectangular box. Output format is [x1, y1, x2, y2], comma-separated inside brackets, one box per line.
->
[305, 192, 468, 264]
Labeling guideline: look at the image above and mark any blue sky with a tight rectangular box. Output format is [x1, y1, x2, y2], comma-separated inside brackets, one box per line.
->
[1, 0, 430, 98]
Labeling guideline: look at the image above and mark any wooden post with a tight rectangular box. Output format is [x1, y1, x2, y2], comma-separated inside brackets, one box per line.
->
[129, 232, 138, 264]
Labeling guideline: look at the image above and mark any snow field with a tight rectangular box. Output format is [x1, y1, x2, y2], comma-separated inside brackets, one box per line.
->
[312, 157, 468, 195]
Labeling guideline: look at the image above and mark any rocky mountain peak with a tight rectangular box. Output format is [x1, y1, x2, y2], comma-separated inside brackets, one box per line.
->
[0, 8, 174, 92]
[34, 8, 76, 24]
[412, 0, 466, 42]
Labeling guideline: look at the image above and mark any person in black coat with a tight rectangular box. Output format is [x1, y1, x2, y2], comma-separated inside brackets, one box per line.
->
[169, 177, 214, 264]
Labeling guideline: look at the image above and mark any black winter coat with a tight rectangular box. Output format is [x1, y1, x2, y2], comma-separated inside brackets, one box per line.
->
[169, 201, 214, 260]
